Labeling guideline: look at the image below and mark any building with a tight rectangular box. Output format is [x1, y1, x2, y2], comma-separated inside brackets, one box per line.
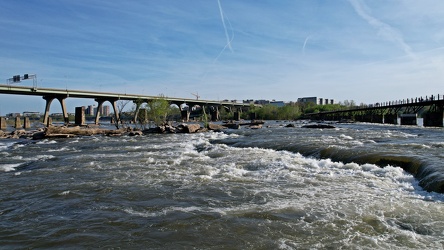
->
[101, 105, 110, 116]
[297, 97, 334, 105]
[23, 111, 41, 117]
[270, 101, 285, 107]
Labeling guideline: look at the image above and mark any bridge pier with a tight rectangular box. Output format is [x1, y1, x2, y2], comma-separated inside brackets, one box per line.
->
[75, 107, 86, 126]
[181, 110, 190, 122]
[43, 95, 69, 126]
[23, 117, 31, 129]
[132, 99, 144, 124]
[210, 106, 219, 121]
[15, 117, 21, 129]
[0, 117, 6, 129]
[234, 111, 241, 121]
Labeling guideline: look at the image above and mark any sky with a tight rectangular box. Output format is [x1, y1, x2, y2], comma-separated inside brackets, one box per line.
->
[1, 0, 444, 114]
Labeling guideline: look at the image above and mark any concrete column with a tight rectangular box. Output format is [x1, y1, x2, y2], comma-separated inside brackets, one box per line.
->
[132, 100, 143, 124]
[250, 112, 256, 121]
[42, 96, 55, 126]
[47, 117, 53, 127]
[111, 100, 120, 128]
[75, 106, 86, 126]
[210, 107, 219, 121]
[181, 110, 190, 122]
[15, 117, 21, 129]
[95, 99, 104, 125]
[0, 117, 6, 129]
[234, 111, 240, 121]
[23, 117, 31, 129]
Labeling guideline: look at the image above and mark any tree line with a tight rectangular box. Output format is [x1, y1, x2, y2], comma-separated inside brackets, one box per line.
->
[113, 97, 361, 127]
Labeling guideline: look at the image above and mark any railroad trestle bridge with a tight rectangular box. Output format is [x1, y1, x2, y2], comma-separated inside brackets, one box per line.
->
[306, 98, 444, 127]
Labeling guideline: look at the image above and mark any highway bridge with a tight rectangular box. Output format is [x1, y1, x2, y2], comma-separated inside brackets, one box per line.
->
[0, 84, 253, 126]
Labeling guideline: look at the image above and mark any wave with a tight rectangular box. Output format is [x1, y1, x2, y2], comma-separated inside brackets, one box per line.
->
[213, 132, 444, 194]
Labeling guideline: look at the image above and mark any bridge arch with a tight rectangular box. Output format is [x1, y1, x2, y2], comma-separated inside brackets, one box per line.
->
[43, 95, 69, 125]
[94, 98, 120, 127]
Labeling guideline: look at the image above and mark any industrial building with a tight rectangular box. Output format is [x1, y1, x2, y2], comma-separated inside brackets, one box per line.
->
[297, 97, 334, 105]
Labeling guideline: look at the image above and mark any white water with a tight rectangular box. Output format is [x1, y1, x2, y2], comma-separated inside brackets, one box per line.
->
[1, 124, 444, 249]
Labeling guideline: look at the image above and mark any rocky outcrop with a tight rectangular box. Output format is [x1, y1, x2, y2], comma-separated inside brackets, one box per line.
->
[177, 124, 201, 133]
[1, 120, 265, 140]
[207, 123, 227, 131]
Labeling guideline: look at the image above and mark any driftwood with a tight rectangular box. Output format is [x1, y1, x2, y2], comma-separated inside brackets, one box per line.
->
[45, 126, 125, 136]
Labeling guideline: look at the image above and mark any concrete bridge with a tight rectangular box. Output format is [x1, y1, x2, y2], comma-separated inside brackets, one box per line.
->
[305, 96, 444, 127]
[0, 84, 252, 127]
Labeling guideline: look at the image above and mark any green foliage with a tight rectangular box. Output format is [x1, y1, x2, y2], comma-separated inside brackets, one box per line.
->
[243, 101, 354, 120]
[248, 104, 301, 120]
[146, 96, 171, 126]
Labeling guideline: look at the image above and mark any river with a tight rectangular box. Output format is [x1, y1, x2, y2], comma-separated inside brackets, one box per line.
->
[1, 121, 443, 249]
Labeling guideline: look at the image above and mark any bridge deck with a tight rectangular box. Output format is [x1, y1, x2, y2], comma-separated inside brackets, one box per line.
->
[0, 84, 249, 107]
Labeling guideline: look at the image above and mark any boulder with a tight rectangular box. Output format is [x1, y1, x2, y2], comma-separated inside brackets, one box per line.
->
[32, 131, 46, 140]
[249, 124, 262, 129]
[225, 123, 241, 129]
[128, 130, 143, 136]
[207, 123, 227, 131]
[175, 123, 201, 133]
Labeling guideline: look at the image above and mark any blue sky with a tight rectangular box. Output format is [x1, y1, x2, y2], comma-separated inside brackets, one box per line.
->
[1, 0, 444, 114]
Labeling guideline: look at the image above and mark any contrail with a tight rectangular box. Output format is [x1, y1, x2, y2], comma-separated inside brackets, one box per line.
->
[347, 0, 415, 58]
[302, 35, 311, 55]
[217, 0, 233, 52]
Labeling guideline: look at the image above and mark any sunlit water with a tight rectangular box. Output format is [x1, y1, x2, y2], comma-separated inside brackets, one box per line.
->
[1, 121, 443, 249]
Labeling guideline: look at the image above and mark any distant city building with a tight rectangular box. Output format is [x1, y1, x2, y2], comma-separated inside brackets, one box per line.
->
[101, 105, 110, 116]
[86, 105, 96, 116]
[254, 100, 270, 105]
[270, 101, 285, 107]
[297, 97, 334, 105]
[6, 113, 21, 117]
[80, 104, 109, 116]
[23, 111, 41, 117]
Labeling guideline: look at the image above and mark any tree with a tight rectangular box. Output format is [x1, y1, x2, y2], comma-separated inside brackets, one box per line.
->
[146, 96, 171, 127]
[115, 100, 132, 129]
